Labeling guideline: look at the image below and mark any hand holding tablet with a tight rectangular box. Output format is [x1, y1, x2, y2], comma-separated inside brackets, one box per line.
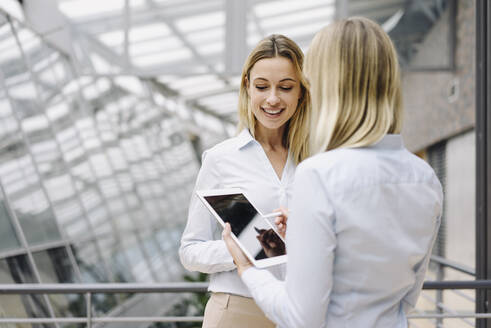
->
[196, 188, 287, 268]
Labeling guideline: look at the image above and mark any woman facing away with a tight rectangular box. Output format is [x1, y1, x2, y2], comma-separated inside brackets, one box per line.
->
[224, 17, 443, 328]
[179, 34, 310, 328]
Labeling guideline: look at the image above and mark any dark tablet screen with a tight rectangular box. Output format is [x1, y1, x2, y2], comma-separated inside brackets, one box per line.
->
[204, 193, 285, 260]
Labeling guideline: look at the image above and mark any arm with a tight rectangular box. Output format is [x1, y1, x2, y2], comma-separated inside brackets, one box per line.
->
[402, 214, 442, 312]
[179, 150, 236, 274]
[402, 177, 443, 313]
[240, 165, 337, 327]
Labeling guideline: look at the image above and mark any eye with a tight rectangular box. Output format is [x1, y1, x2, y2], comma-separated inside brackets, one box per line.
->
[255, 85, 268, 90]
[280, 86, 293, 91]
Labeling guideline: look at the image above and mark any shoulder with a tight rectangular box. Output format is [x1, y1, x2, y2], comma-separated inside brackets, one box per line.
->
[294, 150, 350, 189]
[293, 151, 340, 190]
[297, 145, 441, 192]
[404, 151, 438, 175]
[297, 148, 358, 175]
[300, 145, 436, 173]
[201, 135, 243, 162]
[403, 151, 443, 190]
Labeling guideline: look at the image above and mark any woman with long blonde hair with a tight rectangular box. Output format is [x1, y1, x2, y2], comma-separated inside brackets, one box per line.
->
[179, 34, 310, 327]
[224, 17, 443, 327]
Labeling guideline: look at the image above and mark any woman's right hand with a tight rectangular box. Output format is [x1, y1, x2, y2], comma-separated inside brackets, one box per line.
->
[255, 227, 286, 257]
[274, 207, 289, 239]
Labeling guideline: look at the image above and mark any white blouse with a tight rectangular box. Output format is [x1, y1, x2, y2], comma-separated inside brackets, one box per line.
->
[179, 129, 295, 297]
[242, 135, 443, 328]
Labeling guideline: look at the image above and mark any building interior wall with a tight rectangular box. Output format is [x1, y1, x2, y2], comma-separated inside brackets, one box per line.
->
[402, 0, 475, 152]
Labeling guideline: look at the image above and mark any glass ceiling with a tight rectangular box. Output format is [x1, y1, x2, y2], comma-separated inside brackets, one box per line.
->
[55, 0, 338, 124]
[59, 0, 407, 123]
[1, 0, 448, 129]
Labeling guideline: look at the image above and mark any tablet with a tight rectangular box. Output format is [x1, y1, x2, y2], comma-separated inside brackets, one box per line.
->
[196, 188, 287, 268]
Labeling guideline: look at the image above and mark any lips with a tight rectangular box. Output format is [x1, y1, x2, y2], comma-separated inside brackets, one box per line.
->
[262, 107, 284, 116]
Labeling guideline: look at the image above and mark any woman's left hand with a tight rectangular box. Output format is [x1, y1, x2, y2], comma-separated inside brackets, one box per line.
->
[222, 223, 253, 276]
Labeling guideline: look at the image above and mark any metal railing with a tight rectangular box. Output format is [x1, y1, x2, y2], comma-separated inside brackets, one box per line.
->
[0, 282, 208, 326]
[430, 254, 476, 276]
[1, 280, 491, 325]
[407, 255, 481, 327]
[408, 280, 491, 320]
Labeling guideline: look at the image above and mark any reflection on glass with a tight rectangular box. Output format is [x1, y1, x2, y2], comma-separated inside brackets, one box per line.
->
[33, 247, 76, 283]
[88, 206, 112, 235]
[111, 248, 133, 283]
[0, 255, 55, 326]
[72, 242, 123, 314]
[0, 21, 20, 66]
[0, 88, 19, 141]
[0, 196, 21, 251]
[32, 247, 84, 319]
[46, 101, 69, 123]
[72, 242, 107, 282]
[123, 235, 153, 282]
[0, 145, 61, 245]
[142, 236, 166, 281]
[52, 198, 89, 239]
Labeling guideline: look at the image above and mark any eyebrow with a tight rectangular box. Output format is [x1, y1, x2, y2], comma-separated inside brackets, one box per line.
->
[253, 77, 297, 83]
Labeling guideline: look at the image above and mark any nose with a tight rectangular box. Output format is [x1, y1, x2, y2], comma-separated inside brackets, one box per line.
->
[266, 90, 280, 106]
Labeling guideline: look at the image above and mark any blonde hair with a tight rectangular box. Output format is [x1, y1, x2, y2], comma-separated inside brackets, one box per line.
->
[237, 34, 311, 164]
[305, 17, 403, 154]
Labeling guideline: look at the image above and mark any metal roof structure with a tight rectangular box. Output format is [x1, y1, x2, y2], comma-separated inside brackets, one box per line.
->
[0, 0, 451, 136]
[57, 0, 337, 128]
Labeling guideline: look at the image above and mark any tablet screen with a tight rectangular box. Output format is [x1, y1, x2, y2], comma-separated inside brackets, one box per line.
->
[203, 193, 286, 260]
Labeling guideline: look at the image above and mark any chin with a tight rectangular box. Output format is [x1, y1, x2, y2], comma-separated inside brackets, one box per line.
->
[257, 120, 287, 131]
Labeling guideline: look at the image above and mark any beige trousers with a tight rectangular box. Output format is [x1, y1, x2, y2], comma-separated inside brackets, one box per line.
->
[202, 292, 276, 328]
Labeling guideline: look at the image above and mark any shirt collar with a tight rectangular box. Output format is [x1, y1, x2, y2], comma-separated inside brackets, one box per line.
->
[236, 128, 255, 150]
[368, 134, 404, 150]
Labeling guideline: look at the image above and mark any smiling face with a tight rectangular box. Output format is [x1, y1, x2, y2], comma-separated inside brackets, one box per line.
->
[247, 56, 301, 133]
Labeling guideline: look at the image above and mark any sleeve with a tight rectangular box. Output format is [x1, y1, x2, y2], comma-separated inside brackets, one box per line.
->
[242, 164, 336, 328]
[402, 181, 443, 312]
[179, 150, 236, 273]
[269, 263, 286, 281]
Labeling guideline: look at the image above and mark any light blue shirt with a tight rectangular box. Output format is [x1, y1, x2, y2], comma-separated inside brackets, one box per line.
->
[242, 134, 443, 327]
[179, 129, 294, 297]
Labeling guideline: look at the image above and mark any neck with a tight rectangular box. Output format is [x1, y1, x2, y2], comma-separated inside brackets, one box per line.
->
[255, 124, 286, 151]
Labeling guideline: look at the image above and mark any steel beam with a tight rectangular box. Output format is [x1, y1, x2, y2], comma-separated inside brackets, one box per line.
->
[225, 0, 247, 76]
[476, 0, 491, 327]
